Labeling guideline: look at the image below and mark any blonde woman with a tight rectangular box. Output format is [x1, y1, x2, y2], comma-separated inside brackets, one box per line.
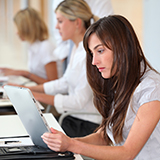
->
[19, 0, 102, 137]
[0, 7, 58, 84]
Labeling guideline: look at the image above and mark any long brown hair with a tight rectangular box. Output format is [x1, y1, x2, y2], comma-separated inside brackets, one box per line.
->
[83, 15, 154, 144]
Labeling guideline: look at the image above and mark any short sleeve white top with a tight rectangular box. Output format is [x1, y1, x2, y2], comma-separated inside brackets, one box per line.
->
[28, 40, 56, 79]
[44, 41, 101, 124]
[107, 69, 160, 160]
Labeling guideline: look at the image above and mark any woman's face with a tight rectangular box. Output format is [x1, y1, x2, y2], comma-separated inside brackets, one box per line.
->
[15, 25, 25, 41]
[88, 33, 115, 79]
[56, 11, 77, 41]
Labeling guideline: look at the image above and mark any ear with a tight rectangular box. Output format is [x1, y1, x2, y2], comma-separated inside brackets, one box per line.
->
[75, 18, 82, 29]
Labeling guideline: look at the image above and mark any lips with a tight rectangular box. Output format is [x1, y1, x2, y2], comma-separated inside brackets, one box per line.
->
[98, 67, 105, 72]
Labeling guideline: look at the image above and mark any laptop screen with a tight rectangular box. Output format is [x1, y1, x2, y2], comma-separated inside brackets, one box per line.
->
[4, 85, 50, 148]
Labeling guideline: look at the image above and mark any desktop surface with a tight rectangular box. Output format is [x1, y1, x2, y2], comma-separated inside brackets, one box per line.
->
[0, 113, 83, 160]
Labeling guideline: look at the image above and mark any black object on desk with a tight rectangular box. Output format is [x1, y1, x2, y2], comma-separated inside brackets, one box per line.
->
[0, 146, 75, 159]
[0, 92, 3, 98]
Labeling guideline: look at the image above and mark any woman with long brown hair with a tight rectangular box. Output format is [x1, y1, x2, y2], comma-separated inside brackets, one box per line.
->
[41, 15, 160, 160]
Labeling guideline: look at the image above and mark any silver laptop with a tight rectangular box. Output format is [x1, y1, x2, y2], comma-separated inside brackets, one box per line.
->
[4, 85, 51, 149]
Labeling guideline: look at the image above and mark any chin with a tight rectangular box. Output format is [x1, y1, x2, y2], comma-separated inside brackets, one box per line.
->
[101, 73, 110, 79]
[62, 37, 67, 41]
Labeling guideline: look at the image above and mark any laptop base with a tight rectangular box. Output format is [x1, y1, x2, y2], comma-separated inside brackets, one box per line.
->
[0, 146, 75, 159]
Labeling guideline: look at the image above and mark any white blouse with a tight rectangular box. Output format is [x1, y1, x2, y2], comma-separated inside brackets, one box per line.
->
[44, 41, 101, 124]
[107, 69, 160, 160]
[28, 40, 56, 79]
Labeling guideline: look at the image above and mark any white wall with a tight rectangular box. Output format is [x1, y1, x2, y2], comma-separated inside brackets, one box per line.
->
[143, 0, 160, 71]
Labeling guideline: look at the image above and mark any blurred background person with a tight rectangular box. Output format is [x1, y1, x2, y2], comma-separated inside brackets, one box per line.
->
[16, 0, 102, 137]
[52, 0, 114, 73]
[0, 7, 58, 85]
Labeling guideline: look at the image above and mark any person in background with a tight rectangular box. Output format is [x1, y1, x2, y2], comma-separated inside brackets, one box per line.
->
[0, 7, 58, 84]
[41, 15, 160, 160]
[52, 0, 114, 73]
[17, 0, 102, 137]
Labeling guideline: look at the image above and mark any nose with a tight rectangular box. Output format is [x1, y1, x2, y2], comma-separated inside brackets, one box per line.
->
[55, 23, 59, 29]
[92, 54, 99, 66]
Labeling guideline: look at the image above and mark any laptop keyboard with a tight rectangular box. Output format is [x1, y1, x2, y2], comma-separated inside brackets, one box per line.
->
[0, 146, 52, 155]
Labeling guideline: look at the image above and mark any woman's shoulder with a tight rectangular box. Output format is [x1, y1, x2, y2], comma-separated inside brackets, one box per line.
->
[133, 69, 160, 106]
[39, 39, 55, 49]
[139, 69, 160, 89]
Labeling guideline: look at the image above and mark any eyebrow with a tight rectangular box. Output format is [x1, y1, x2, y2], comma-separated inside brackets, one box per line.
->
[93, 44, 103, 50]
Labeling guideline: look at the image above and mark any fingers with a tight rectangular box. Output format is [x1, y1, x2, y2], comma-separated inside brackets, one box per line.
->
[41, 128, 60, 145]
[50, 127, 58, 133]
[0, 68, 10, 73]
[41, 132, 61, 152]
[41, 128, 68, 152]
[41, 129, 60, 142]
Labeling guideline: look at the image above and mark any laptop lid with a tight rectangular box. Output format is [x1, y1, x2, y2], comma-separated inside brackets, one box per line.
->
[4, 85, 50, 148]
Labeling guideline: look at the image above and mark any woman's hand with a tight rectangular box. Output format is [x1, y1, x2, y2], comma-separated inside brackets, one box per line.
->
[41, 127, 73, 152]
[0, 68, 18, 76]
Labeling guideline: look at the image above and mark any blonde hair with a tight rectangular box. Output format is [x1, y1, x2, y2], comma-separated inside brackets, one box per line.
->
[55, 0, 99, 29]
[14, 7, 49, 43]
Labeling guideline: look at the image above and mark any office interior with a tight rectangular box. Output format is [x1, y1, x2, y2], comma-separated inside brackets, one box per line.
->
[1, 0, 160, 72]
[0, 1, 160, 159]
[0, 0, 160, 91]
[0, 0, 144, 70]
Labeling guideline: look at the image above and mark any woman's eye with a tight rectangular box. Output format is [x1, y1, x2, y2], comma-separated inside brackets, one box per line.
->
[98, 49, 104, 54]
[58, 20, 62, 23]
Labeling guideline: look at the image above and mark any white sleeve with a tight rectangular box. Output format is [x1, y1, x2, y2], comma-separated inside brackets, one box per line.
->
[55, 46, 94, 114]
[40, 40, 57, 64]
[54, 80, 93, 114]
[44, 42, 94, 114]
[44, 60, 93, 114]
[43, 75, 68, 95]
[86, 0, 114, 18]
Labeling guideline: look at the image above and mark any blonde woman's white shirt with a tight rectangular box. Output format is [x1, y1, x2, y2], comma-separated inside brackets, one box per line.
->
[28, 40, 56, 79]
[44, 41, 101, 124]
[107, 69, 160, 160]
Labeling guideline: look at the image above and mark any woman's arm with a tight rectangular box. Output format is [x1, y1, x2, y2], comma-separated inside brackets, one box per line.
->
[74, 128, 107, 145]
[32, 91, 55, 106]
[4, 83, 54, 106]
[42, 101, 160, 160]
[45, 62, 58, 81]
[0, 68, 29, 77]
[41, 127, 107, 152]
[28, 62, 58, 84]
[0, 62, 58, 84]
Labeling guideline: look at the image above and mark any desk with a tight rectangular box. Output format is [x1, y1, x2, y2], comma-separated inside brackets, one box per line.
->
[0, 86, 14, 113]
[0, 113, 83, 160]
[0, 98, 15, 113]
[0, 75, 30, 113]
[0, 78, 44, 113]
[0, 98, 44, 113]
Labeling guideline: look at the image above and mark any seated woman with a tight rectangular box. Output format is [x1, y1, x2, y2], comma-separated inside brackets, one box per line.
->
[0, 7, 58, 84]
[14, 0, 102, 137]
[41, 15, 160, 160]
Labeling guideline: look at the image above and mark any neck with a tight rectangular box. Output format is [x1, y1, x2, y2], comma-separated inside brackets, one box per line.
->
[72, 29, 86, 48]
